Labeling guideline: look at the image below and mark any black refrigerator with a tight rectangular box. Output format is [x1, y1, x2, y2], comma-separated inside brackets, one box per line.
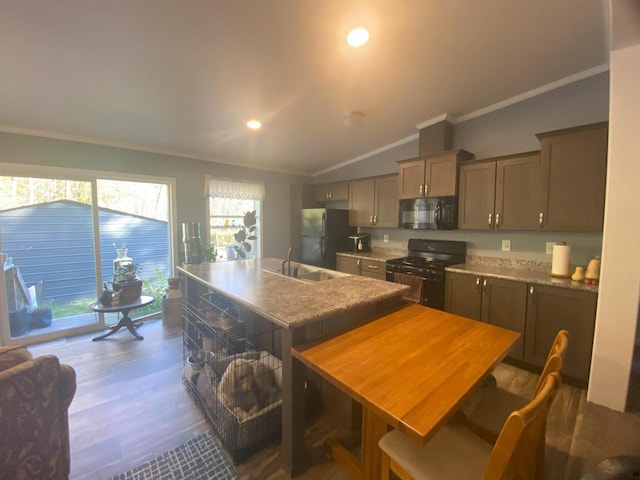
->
[299, 209, 355, 270]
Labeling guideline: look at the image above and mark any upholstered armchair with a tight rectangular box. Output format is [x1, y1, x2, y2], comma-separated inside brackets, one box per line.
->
[0, 345, 76, 480]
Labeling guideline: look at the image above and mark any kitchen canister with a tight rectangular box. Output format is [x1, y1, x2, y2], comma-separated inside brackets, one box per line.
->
[182, 222, 204, 264]
[551, 242, 571, 277]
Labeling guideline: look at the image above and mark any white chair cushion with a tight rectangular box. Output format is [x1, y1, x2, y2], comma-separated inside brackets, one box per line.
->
[379, 424, 493, 480]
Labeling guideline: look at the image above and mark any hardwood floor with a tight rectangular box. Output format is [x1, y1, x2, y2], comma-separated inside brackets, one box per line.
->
[29, 317, 209, 479]
[28, 318, 640, 480]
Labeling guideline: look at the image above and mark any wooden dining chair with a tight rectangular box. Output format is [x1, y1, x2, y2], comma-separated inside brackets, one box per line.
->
[378, 372, 561, 480]
[461, 329, 568, 444]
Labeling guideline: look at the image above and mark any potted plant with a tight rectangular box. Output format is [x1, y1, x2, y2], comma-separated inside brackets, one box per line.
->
[113, 263, 143, 304]
[204, 243, 218, 262]
[233, 210, 258, 259]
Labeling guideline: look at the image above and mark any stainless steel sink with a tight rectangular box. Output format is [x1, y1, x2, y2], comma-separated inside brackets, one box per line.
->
[262, 265, 346, 283]
[296, 269, 342, 282]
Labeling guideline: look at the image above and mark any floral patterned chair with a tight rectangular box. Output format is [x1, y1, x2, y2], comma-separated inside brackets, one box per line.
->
[0, 345, 76, 480]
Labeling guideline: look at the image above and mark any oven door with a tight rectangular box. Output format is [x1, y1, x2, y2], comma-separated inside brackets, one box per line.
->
[386, 265, 446, 310]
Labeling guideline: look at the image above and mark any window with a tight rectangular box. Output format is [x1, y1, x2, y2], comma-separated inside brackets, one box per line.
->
[204, 177, 264, 262]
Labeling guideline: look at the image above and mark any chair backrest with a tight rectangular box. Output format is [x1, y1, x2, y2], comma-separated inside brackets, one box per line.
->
[534, 330, 568, 396]
[483, 372, 561, 480]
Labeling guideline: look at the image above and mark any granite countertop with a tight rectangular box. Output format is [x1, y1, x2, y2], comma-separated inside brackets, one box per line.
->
[445, 263, 599, 293]
[336, 250, 405, 262]
[178, 258, 409, 329]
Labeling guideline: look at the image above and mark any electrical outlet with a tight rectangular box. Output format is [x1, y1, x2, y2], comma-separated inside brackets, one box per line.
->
[501, 239, 511, 252]
[383, 234, 389, 243]
[546, 242, 555, 255]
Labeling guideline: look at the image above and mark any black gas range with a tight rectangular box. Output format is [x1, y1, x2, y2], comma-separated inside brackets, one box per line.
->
[386, 239, 466, 310]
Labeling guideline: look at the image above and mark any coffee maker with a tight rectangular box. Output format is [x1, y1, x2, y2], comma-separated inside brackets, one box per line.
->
[348, 234, 371, 253]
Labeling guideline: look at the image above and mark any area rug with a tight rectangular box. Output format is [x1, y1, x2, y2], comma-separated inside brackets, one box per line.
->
[110, 431, 239, 480]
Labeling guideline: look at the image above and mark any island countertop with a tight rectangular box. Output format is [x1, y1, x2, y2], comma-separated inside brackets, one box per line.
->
[178, 258, 409, 329]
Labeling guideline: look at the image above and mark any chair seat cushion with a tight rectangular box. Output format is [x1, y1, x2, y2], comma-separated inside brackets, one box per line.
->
[379, 424, 493, 480]
[466, 388, 528, 438]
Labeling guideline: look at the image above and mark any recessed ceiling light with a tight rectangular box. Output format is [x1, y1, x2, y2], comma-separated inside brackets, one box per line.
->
[246, 119, 262, 130]
[347, 27, 369, 47]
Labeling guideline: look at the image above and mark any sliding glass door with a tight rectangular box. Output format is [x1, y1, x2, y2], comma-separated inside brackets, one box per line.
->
[96, 179, 170, 319]
[0, 166, 175, 346]
[0, 175, 99, 342]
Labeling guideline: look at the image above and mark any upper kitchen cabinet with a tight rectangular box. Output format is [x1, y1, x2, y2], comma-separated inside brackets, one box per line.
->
[349, 174, 399, 228]
[458, 151, 542, 230]
[312, 181, 349, 202]
[537, 122, 608, 232]
[397, 149, 474, 199]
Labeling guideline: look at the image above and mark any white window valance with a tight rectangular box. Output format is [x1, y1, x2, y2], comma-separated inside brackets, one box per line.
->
[204, 175, 265, 200]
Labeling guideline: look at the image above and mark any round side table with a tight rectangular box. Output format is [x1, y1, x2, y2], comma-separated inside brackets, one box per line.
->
[90, 294, 155, 341]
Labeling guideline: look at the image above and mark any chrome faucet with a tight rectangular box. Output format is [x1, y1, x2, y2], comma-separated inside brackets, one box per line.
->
[282, 246, 296, 276]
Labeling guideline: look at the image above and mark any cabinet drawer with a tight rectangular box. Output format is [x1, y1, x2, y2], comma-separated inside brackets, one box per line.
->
[361, 259, 386, 277]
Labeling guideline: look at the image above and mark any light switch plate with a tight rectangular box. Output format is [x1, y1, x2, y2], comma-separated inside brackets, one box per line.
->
[383, 234, 389, 243]
[546, 242, 555, 255]
[502, 239, 511, 251]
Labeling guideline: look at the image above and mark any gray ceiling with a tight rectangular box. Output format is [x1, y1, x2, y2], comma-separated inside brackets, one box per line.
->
[0, 0, 609, 176]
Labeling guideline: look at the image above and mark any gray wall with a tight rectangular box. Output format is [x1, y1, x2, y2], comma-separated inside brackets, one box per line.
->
[0, 133, 311, 263]
[313, 72, 610, 266]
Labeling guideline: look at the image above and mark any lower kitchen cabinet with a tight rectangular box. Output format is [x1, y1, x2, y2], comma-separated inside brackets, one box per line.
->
[360, 258, 386, 281]
[445, 272, 526, 359]
[444, 272, 482, 319]
[446, 271, 598, 384]
[524, 285, 597, 384]
[336, 255, 361, 275]
[336, 255, 386, 281]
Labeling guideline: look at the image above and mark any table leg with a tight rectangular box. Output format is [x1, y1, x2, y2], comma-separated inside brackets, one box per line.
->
[92, 310, 144, 341]
[362, 407, 387, 480]
[324, 405, 387, 480]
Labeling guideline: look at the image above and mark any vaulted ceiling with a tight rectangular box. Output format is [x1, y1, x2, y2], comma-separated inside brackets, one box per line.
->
[0, 0, 609, 175]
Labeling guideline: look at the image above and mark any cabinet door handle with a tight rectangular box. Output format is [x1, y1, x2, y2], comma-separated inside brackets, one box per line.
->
[529, 286, 535, 304]
[539, 212, 544, 228]
[357, 259, 361, 267]
[495, 213, 500, 227]
[419, 184, 423, 195]
[425, 183, 429, 195]
[488, 213, 493, 227]
[373, 215, 377, 225]
[328, 191, 332, 199]
[482, 278, 488, 295]
[368, 264, 379, 269]
[475, 277, 481, 294]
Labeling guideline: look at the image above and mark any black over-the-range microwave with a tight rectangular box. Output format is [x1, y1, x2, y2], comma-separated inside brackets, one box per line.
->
[399, 196, 458, 230]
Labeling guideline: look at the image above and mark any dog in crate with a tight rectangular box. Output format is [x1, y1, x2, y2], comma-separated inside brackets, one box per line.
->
[218, 358, 280, 420]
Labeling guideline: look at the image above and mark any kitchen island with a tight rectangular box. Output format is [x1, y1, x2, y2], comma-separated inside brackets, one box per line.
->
[178, 257, 409, 476]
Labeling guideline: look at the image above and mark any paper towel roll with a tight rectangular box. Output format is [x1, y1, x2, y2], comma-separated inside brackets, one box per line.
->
[551, 243, 571, 277]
